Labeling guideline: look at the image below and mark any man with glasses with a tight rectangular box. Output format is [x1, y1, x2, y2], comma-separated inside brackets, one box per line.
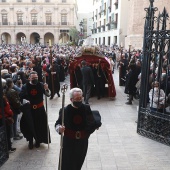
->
[20, 71, 51, 149]
[55, 87, 97, 170]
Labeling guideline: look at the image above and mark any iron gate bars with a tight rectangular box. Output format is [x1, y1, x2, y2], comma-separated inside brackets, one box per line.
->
[137, 0, 170, 146]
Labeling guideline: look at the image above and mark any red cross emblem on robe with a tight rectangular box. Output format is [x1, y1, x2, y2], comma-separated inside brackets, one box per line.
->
[30, 89, 37, 96]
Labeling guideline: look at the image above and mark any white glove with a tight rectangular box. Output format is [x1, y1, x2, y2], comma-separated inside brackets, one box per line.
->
[23, 99, 30, 104]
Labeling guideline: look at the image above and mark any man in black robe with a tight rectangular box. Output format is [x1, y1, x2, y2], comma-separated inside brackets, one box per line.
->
[47, 60, 60, 99]
[55, 88, 97, 170]
[20, 71, 51, 149]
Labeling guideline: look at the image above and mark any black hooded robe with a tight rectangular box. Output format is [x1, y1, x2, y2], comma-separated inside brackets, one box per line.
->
[55, 104, 96, 170]
[20, 82, 51, 144]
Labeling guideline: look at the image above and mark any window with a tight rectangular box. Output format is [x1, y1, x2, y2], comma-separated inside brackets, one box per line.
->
[46, 13, 51, 25]
[103, 37, 105, 45]
[32, 0, 36, 2]
[62, 0, 66, 2]
[45, 0, 50, 2]
[114, 36, 117, 44]
[108, 36, 111, 46]
[2, 0, 6, 2]
[99, 37, 101, 45]
[17, 13, 23, 25]
[2, 14, 8, 25]
[31, 13, 37, 25]
[17, 0, 22, 2]
[61, 14, 67, 25]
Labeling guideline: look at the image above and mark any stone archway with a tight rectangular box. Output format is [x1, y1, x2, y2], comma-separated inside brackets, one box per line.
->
[1, 32, 11, 44]
[16, 32, 26, 45]
[30, 32, 40, 44]
[59, 33, 69, 44]
[44, 32, 54, 46]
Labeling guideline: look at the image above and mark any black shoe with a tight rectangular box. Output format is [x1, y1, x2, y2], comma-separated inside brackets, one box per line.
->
[125, 101, 132, 105]
[9, 148, 16, 153]
[13, 135, 23, 140]
[57, 93, 60, 97]
[49, 96, 53, 100]
[97, 97, 100, 100]
[28, 141, 33, 150]
[35, 142, 40, 148]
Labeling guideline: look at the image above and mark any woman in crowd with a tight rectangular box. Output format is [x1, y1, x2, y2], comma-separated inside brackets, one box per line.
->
[149, 81, 166, 113]
[0, 79, 16, 153]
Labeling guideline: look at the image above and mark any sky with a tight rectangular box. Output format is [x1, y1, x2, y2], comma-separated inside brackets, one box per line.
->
[77, 0, 93, 13]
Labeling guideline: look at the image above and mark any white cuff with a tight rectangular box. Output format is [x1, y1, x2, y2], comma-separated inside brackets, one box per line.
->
[55, 124, 61, 134]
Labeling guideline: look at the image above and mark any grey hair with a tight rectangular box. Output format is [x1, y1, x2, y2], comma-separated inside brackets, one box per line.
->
[69, 88, 83, 99]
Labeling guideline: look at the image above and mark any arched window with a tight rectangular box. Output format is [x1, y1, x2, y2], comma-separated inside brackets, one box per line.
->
[30, 9, 38, 25]
[1, 9, 8, 25]
[61, 9, 67, 25]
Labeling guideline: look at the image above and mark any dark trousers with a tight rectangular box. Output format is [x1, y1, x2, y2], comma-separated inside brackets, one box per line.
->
[83, 84, 91, 104]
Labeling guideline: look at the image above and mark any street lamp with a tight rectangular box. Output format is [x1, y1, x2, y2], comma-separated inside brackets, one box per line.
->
[79, 21, 83, 32]
[79, 21, 84, 46]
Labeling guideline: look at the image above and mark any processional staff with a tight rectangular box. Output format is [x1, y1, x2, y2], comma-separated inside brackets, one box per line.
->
[59, 84, 68, 170]
[42, 71, 50, 149]
[49, 40, 54, 97]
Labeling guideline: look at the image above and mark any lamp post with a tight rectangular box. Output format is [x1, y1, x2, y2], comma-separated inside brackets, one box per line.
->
[79, 21, 84, 45]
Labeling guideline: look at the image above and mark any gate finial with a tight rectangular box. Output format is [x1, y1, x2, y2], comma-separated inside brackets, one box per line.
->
[150, 0, 154, 6]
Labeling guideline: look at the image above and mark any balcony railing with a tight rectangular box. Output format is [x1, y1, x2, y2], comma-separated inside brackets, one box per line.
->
[61, 22, 67, 25]
[111, 20, 117, 24]
[106, 22, 111, 26]
[32, 21, 37, 25]
[0, 22, 72, 26]
[46, 21, 52, 25]
[2, 22, 8, 25]
[18, 21, 23, 25]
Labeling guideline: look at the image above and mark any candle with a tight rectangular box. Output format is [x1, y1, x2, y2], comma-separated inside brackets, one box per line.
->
[49, 39, 51, 46]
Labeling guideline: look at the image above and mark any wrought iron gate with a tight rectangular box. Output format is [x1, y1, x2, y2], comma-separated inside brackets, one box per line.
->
[137, 0, 170, 146]
[0, 62, 8, 167]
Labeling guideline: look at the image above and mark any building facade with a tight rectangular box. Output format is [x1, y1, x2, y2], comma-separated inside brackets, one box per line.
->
[91, 0, 130, 47]
[125, 0, 170, 50]
[76, 12, 93, 40]
[0, 0, 78, 45]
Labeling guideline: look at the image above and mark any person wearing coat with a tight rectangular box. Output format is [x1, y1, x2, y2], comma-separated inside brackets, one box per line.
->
[81, 60, 95, 104]
[149, 81, 166, 113]
[55, 88, 98, 170]
[20, 71, 51, 149]
[0, 79, 16, 153]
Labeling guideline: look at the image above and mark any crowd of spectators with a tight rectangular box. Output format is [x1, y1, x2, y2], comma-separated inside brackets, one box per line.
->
[1, 41, 169, 153]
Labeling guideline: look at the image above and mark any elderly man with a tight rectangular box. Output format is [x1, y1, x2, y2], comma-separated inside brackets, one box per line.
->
[55, 87, 98, 170]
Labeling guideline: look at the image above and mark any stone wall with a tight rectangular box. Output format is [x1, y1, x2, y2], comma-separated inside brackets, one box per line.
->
[125, 0, 170, 50]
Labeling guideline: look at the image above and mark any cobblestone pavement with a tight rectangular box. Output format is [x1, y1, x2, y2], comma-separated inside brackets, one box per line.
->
[1, 69, 170, 170]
